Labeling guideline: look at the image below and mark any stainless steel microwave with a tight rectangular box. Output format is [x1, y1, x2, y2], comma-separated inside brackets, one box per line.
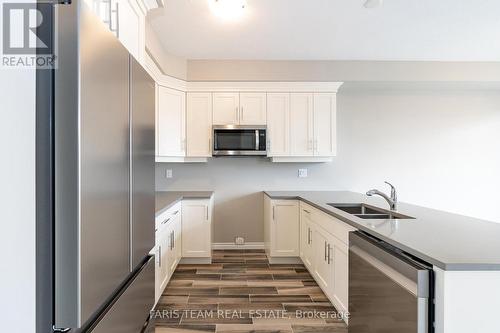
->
[212, 125, 267, 156]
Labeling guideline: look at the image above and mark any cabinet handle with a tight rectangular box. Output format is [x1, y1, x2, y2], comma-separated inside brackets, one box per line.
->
[272, 206, 275, 220]
[206, 206, 209, 220]
[109, 1, 119, 37]
[173, 210, 179, 215]
[307, 227, 310, 244]
[324, 241, 327, 261]
[158, 245, 161, 267]
[162, 218, 170, 225]
[328, 244, 332, 264]
[236, 106, 239, 122]
[303, 209, 310, 214]
[171, 231, 174, 250]
[240, 106, 244, 121]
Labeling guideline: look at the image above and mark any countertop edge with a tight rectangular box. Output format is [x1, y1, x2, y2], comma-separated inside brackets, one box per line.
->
[264, 191, 500, 271]
[156, 191, 214, 217]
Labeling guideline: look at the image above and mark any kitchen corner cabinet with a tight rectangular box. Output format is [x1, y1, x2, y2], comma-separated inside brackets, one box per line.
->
[156, 86, 186, 158]
[182, 198, 213, 258]
[264, 196, 300, 257]
[187, 93, 213, 157]
[213, 92, 267, 125]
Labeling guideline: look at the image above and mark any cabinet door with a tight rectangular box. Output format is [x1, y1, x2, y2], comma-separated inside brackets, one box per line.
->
[264, 195, 272, 256]
[154, 245, 161, 303]
[213, 93, 240, 125]
[173, 210, 182, 264]
[313, 93, 336, 156]
[114, 0, 140, 59]
[187, 93, 213, 157]
[313, 227, 333, 292]
[271, 200, 299, 256]
[157, 86, 186, 157]
[240, 93, 267, 125]
[290, 93, 314, 156]
[158, 225, 171, 294]
[266, 93, 290, 156]
[300, 208, 315, 269]
[182, 200, 211, 257]
[331, 238, 349, 314]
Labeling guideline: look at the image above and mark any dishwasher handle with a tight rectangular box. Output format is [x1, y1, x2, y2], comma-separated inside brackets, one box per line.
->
[350, 231, 430, 298]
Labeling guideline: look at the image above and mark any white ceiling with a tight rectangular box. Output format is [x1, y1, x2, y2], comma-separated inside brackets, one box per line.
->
[148, 0, 500, 61]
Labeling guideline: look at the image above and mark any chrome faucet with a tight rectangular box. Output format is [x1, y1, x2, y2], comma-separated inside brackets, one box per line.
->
[366, 181, 398, 211]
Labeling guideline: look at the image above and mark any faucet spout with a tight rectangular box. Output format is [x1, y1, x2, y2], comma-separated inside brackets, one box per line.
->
[366, 182, 398, 211]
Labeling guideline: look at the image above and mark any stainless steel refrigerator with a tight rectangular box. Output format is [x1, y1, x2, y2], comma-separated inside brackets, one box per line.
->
[51, 2, 156, 332]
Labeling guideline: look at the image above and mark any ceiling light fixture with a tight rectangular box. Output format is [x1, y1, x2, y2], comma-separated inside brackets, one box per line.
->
[364, 0, 383, 8]
[208, 0, 247, 21]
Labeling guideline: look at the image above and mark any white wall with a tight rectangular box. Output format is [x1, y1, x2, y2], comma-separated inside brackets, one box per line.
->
[0, 69, 36, 330]
[156, 86, 500, 243]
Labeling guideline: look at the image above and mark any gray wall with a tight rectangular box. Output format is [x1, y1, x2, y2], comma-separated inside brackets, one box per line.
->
[156, 86, 500, 243]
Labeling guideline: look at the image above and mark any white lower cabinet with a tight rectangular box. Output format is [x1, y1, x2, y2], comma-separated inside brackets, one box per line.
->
[330, 238, 349, 314]
[182, 199, 212, 258]
[154, 203, 182, 304]
[313, 226, 334, 291]
[300, 208, 314, 269]
[264, 197, 300, 257]
[298, 201, 355, 319]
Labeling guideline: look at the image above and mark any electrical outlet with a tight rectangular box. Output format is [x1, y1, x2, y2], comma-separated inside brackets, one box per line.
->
[298, 169, 308, 178]
[235, 237, 245, 245]
[165, 169, 173, 178]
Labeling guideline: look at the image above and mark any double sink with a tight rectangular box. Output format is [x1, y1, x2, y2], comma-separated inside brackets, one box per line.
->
[327, 203, 414, 220]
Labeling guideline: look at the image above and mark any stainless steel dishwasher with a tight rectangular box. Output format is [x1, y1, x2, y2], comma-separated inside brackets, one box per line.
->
[349, 231, 433, 333]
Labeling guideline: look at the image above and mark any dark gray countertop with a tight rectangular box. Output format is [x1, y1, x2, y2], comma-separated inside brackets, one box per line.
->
[156, 191, 214, 217]
[265, 191, 500, 271]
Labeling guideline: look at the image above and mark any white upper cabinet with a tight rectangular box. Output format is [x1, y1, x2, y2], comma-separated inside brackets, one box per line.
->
[313, 93, 337, 156]
[213, 93, 240, 125]
[156, 86, 186, 158]
[290, 93, 314, 156]
[86, 0, 143, 61]
[187, 93, 212, 157]
[239, 93, 267, 125]
[114, 0, 140, 59]
[266, 93, 290, 156]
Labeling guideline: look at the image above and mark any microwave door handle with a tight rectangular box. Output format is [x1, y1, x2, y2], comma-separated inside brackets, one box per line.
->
[255, 130, 259, 150]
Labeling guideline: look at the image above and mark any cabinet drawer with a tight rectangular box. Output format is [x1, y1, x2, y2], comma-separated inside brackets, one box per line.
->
[155, 202, 181, 232]
[300, 202, 355, 245]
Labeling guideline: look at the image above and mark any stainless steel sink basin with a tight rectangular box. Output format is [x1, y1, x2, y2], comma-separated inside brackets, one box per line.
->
[327, 203, 414, 220]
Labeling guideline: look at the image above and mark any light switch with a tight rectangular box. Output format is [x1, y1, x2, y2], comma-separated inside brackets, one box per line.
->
[298, 169, 308, 178]
[165, 169, 173, 178]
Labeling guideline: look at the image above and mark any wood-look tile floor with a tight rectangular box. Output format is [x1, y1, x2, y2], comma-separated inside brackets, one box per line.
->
[153, 250, 348, 333]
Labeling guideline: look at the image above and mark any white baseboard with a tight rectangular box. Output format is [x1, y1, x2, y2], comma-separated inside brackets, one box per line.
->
[212, 242, 265, 250]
